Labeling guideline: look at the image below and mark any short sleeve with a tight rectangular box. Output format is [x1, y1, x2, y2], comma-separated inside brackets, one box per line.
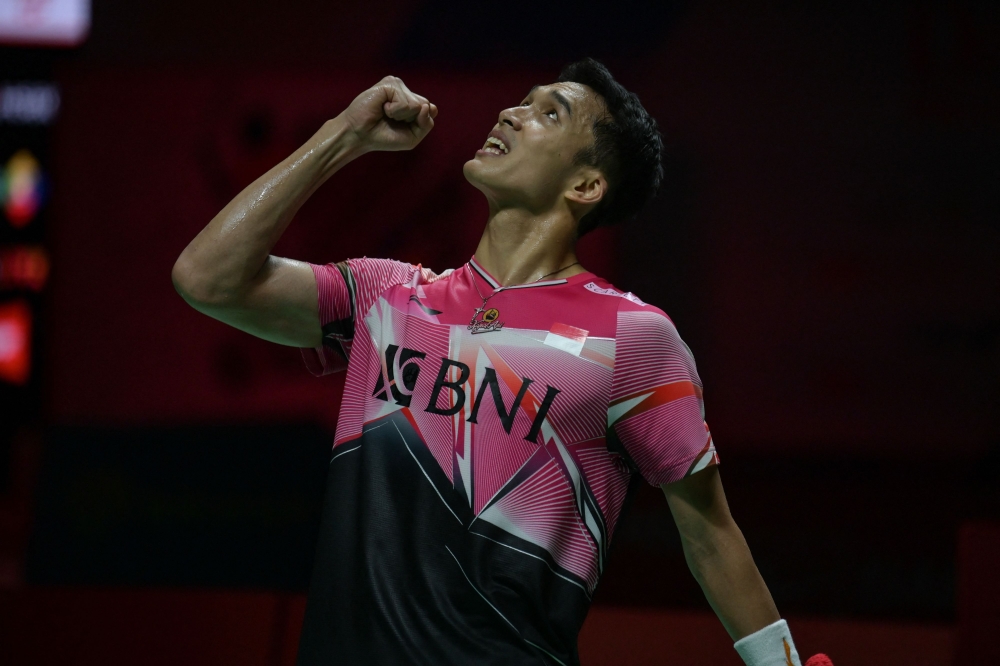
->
[300, 257, 420, 376]
[607, 304, 719, 485]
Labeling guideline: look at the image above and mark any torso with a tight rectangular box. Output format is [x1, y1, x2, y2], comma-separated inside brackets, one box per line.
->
[297, 258, 716, 666]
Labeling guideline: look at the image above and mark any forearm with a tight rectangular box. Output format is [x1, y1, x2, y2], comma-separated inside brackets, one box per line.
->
[172, 115, 362, 304]
[682, 521, 780, 641]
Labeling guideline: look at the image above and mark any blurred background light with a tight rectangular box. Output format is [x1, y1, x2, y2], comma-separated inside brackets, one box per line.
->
[0, 245, 49, 291]
[1, 149, 45, 227]
[0, 82, 60, 124]
[0, 298, 31, 384]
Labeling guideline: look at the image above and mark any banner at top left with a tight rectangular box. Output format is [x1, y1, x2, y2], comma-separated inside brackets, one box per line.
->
[0, 0, 90, 47]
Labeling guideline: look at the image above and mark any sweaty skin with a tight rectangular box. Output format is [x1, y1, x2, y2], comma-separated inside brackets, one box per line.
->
[172, 75, 780, 643]
[172, 76, 437, 348]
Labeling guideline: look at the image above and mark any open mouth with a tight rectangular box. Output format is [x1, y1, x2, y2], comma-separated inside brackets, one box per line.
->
[481, 135, 509, 156]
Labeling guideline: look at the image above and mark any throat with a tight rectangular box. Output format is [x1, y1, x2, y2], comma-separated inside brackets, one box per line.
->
[475, 209, 582, 286]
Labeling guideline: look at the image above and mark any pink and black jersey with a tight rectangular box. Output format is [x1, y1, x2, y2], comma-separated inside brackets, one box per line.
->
[297, 257, 718, 666]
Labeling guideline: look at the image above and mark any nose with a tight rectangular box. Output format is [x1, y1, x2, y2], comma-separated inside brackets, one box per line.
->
[498, 107, 522, 131]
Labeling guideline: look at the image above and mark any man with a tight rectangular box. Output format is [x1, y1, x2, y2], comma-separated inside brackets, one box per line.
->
[173, 59, 805, 665]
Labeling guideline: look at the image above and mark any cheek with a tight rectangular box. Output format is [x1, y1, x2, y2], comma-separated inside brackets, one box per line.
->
[539, 148, 576, 182]
[523, 139, 567, 171]
[511, 154, 557, 184]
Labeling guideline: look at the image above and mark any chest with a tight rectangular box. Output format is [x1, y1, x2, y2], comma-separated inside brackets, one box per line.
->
[359, 282, 616, 448]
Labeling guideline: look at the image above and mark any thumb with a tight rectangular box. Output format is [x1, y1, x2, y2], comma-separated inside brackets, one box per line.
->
[412, 103, 435, 137]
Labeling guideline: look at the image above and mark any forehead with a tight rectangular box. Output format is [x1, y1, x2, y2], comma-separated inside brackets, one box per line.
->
[527, 82, 605, 123]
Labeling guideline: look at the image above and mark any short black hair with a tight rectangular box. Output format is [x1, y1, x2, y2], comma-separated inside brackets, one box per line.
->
[557, 58, 664, 237]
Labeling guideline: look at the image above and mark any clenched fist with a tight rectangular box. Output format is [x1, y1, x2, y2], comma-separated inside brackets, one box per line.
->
[341, 76, 439, 153]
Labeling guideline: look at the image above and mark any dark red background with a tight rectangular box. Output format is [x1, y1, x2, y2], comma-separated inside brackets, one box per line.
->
[1, 1, 998, 664]
[47, 3, 999, 456]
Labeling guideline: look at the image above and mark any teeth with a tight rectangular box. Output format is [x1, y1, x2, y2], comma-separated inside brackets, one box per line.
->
[484, 136, 509, 154]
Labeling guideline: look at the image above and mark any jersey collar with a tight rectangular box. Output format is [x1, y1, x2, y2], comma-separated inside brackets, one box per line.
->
[468, 257, 588, 291]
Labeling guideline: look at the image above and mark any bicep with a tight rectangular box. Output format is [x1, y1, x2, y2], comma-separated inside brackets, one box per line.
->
[188, 255, 322, 348]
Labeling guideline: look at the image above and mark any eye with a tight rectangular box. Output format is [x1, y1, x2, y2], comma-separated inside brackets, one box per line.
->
[546, 110, 558, 119]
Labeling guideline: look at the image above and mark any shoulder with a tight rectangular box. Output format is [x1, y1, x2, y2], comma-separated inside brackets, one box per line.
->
[343, 257, 451, 290]
[344, 257, 429, 282]
[331, 257, 451, 320]
[582, 278, 694, 358]
[575, 276, 671, 325]
[558, 274, 680, 343]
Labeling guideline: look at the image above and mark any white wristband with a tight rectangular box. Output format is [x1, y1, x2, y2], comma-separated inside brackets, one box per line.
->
[733, 619, 801, 666]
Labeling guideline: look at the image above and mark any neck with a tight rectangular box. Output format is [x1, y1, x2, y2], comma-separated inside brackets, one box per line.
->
[472, 206, 585, 286]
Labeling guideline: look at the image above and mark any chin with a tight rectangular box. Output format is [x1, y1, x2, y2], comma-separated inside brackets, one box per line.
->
[463, 158, 522, 205]
[463, 158, 489, 189]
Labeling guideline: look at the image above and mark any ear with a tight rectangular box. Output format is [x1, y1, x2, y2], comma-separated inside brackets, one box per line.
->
[565, 168, 607, 208]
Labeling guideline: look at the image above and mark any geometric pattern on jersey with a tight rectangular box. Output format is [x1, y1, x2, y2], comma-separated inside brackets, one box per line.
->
[297, 257, 719, 666]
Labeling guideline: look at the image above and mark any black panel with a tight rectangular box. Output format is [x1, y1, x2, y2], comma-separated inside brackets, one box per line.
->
[298, 411, 587, 666]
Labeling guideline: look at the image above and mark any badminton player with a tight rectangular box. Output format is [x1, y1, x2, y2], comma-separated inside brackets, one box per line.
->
[174, 59, 808, 666]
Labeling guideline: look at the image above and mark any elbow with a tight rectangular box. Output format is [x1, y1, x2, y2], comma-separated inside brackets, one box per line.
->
[172, 251, 228, 308]
[171, 254, 192, 299]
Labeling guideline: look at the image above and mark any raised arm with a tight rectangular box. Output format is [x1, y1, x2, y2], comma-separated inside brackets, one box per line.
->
[661, 466, 780, 641]
[171, 77, 438, 347]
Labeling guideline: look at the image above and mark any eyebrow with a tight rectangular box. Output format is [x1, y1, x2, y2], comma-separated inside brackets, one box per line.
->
[528, 85, 573, 117]
[551, 90, 573, 117]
